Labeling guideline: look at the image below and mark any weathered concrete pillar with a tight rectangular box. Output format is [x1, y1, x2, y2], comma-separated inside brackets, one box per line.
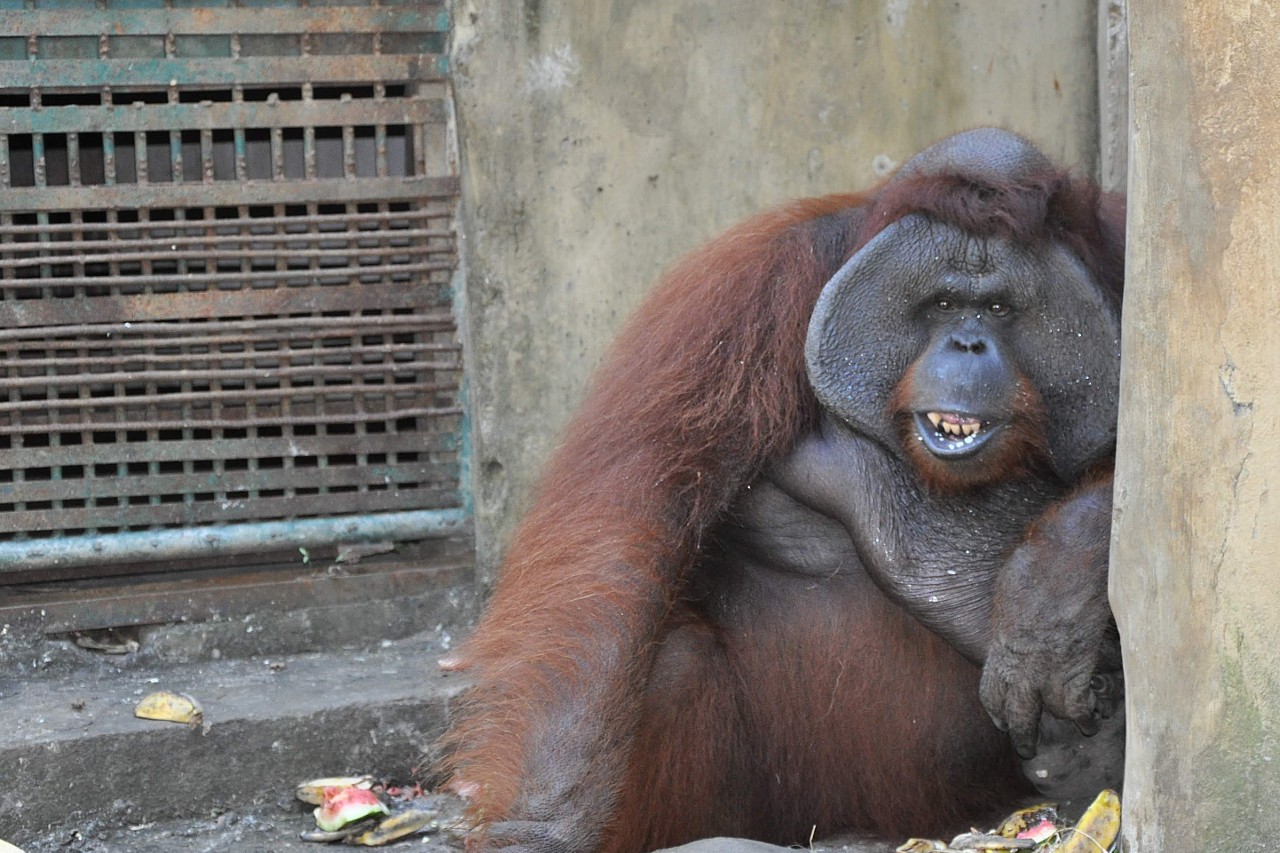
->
[1113, 1, 1280, 849]
[1097, 0, 1127, 194]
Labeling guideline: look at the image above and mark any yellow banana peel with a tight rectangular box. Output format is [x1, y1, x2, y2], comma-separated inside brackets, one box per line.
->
[1058, 789, 1121, 853]
[134, 691, 204, 730]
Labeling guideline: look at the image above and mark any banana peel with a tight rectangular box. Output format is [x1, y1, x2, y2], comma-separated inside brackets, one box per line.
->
[898, 835, 1032, 852]
[348, 808, 438, 846]
[134, 691, 204, 730]
[996, 803, 1059, 841]
[1057, 789, 1120, 853]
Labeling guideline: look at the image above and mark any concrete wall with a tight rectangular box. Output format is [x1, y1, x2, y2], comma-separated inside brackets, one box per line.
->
[1114, 1, 1280, 848]
[1097, 0, 1129, 194]
[451, 1, 1103, 582]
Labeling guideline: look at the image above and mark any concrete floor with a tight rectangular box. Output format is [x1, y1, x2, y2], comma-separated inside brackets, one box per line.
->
[0, 579, 906, 853]
[3, 616, 900, 852]
[1, 624, 466, 851]
[21, 804, 898, 853]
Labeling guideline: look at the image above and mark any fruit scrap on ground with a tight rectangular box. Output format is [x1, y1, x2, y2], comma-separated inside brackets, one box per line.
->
[894, 790, 1120, 852]
[314, 786, 389, 832]
[133, 691, 204, 730]
[296, 776, 375, 806]
[296, 775, 444, 846]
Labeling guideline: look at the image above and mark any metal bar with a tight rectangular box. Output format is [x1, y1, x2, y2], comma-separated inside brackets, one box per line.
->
[0, 461, 447, 505]
[0, 432, 457, 471]
[0, 244, 446, 276]
[0, 257, 450, 290]
[233, 128, 246, 182]
[104, 206, 120, 299]
[0, 212, 10, 293]
[0, 281, 448, 328]
[0, 8, 450, 38]
[412, 113, 426, 177]
[302, 131, 316, 181]
[270, 124, 284, 182]
[0, 491, 461, 538]
[0, 360, 460, 391]
[0, 242, 443, 272]
[31, 130, 51, 293]
[66, 131, 80, 186]
[374, 82, 389, 178]
[272, 205, 295, 486]
[31, 131, 46, 188]
[0, 406, 463, 436]
[0, 312, 456, 341]
[0, 340, 459, 370]
[342, 116, 356, 179]
[0, 206, 443, 236]
[199, 126, 214, 183]
[0, 380, 459, 415]
[101, 124, 116, 186]
[135, 205, 153, 301]
[0, 174, 458, 212]
[133, 129, 147, 184]
[0, 56, 447, 92]
[169, 121, 183, 184]
[0, 508, 469, 573]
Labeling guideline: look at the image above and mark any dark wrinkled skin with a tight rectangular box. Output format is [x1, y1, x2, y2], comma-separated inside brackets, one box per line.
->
[795, 212, 1122, 782]
[764, 415, 1060, 663]
[759, 418, 1120, 791]
[980, 478, 1122, 764]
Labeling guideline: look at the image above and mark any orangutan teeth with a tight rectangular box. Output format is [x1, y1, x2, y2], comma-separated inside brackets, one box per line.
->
[927, 413, 983, 440]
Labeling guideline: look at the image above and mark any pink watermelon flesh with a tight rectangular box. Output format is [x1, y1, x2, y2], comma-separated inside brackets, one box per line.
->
[314, 786, 389, 831]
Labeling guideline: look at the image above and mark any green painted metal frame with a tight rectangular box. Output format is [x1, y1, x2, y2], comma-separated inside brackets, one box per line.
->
[0, 1, 468, 581]
[0, 507, 468, 573]
[0, 8, 451, 36]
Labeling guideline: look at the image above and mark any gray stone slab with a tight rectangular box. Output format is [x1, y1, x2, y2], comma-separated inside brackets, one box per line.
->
[0, 630, 468, 849]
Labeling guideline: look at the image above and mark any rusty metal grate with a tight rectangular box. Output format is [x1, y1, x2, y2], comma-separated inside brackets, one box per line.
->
[0, 2, 465, 582]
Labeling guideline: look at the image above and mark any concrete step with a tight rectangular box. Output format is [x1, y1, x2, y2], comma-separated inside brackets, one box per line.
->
[0, 629, 469, 851]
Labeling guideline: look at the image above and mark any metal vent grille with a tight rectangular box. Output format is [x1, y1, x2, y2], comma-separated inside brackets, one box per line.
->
[0, 3, 464, 580]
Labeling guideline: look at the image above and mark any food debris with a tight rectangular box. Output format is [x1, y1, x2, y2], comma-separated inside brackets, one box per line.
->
[134, 690, 204, 731]
[314, 787, 389, 833]
[895, 790, 1120, 852]
[295, 776, 375, 807]
[348, 809, 438, 846]
[297, 774, 449, 846]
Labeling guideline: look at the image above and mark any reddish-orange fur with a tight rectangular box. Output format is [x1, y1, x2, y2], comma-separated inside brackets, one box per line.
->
[603, 580, 1026, 849]
[435, 160, 1124, 851]
[437, 193, 870, 816]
